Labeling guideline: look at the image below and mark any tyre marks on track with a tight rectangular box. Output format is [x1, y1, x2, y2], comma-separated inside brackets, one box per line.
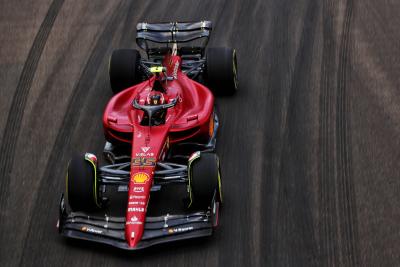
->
[274, 1, 321, 265]
[280, 1, 320, 265]
[319, 0, 339, 265]
[18, 1, 156, 264]
[18, 0, 124, 249]
[336, 0, 360, 266]
[261, 1, 291, 263]
[319, 0, 360, 266]
[0, 0, 65, 222]
[261, 0, 320, 265]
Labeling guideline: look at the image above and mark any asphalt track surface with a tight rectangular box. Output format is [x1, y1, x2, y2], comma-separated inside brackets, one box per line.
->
[1, 0, 399, 266]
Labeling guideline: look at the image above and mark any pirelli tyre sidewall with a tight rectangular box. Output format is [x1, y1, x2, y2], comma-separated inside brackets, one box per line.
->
[66, 153, 101, 212]
[188, 152, 222, 210]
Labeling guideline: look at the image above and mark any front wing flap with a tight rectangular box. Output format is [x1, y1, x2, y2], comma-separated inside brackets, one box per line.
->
[58, 195, 214, 250]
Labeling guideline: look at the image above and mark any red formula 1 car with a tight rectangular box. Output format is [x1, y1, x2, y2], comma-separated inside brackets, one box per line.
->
[58, 21, 237, 250]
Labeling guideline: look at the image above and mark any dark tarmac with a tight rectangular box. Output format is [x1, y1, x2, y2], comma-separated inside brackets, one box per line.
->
[0, 0, 399, 266]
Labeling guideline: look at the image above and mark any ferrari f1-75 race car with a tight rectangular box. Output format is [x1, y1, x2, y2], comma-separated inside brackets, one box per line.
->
[57, 21, 238, 250]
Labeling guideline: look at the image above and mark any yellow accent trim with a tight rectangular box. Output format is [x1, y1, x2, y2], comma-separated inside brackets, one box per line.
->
[85, 157, 101, 208]
[150, 66, 164, 73]
[217, 158, 223, 202]
[187, 151, 201, 208]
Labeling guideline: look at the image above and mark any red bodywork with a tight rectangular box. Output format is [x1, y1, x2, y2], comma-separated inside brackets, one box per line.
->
[102, 55, 214, 248]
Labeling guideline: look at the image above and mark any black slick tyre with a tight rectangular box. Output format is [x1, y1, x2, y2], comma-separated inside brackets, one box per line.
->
[205, 47, 238, 95]
[188, 152, 222, 210]
[66, 154, 100, 212]
[109, 49, 141, 94]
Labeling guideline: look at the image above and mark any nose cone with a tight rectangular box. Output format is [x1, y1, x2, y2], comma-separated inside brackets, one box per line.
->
[125, 222, 144, 248]
[127, 230, 138, 248]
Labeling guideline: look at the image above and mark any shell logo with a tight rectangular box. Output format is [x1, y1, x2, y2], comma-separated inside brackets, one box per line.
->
[132, 172, 150, 184]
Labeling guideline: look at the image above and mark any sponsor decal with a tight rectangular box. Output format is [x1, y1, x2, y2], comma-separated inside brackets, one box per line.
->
[126, 216, 143, 225]
[131, 157, 156, 167]
[135, 152, 154, 157]
[141, 147, 150, 152]
[127, 222, 142, 225]
[117, 185, 128, 192]
[132, 172, 150, 184]
[128, 207, 145, 212]
[130, 195, 145, 199]
[128, 201, 146, 206]
[133, 187, 144, 193]
[168, 226, 194, 234]
[81, 226, 103, 234]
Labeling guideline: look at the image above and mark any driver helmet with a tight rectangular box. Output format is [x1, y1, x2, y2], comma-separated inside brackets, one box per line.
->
[146, 91, 165, 106]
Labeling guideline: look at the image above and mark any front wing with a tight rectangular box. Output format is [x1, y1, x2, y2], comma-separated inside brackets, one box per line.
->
[57, 195, 215, 250]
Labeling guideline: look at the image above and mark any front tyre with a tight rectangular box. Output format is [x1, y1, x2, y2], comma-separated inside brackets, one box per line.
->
[188, 152, 222, 210]
[66, 153, 101, 212]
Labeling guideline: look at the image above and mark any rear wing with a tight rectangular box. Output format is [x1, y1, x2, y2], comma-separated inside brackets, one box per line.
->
[136, 21, 212, 51]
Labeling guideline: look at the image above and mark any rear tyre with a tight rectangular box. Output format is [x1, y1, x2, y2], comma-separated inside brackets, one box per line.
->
[188, 152, 222, 210]
[66, 153, 101, 212]
[205, 47, 238, 96]
[109, 49, 141, 94]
